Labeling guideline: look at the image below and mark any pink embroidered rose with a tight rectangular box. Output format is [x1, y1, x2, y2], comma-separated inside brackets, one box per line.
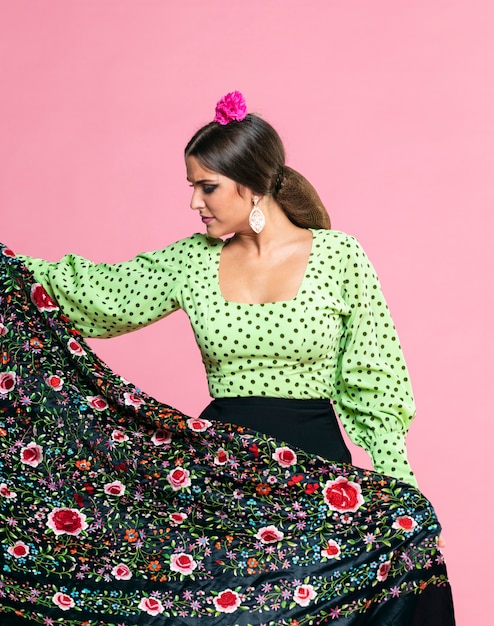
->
[47, 507, 88, 536]
[87, 395, 108, 411]
[321, 539, 341, 559]
[67, 338, 86, 356]
[52, 592, 75, 611]
[123, 392, 144, 408]
[392, 515, 417, 532]
[0, 483, 17, 499]
[322, 476, 364, 513]
[0, 372, 16, 395]
[170, 553, 197, 575]
[213, 589, 242, 613]
[377, 560, 392, 582]
[7, 540, 29, 558]
[272, 446, 297, 468]
[169, 512, 187, 526]
[214, 448, 229, 465]
[0, 323, 8, 336]
[187, 417, 212, 432]
[45, 374, 63, 391]
[104, 481, 126, 496]
[167, 467, 191, 491]
[293, 584, 317, 607]
[214, 91, 247, 125]
[138, 596, 164, 616]
[20, 442, 43, 468]
[151, 428, 172, 446]
[30, 283, 59, 312]
[111, 429, 129, 443]
[112, 563, 132, 580]
[255, 525, 284, 544]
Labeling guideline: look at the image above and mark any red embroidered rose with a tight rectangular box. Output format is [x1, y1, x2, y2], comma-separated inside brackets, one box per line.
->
[20, 442, 43, 468]
[47, 507, 88, 536]
[187, 417, 212, 432]
[112, 563, 132, 580]
[169, 512, 187, 526]
[255, 525, 284, 544]
[288, 474, 304, 486]
[377, 560, 392, 582]
[293, 584, 317, 607]
[2, 248, 15, 257]
[7, 541, 29, 558]
[0, 372, 16, 395]
[87, 395, 108, 411]
[67, 338, 86, 356]
[151, 429, 172, 446]
[30, 284, 59, 312]
[322, 476, 364, 513]
[123, 392, 144, 408]
[213, 589, 242, 613]
[170, 553, 197, 575]
[52, 592, 75, 611]
[104, 481, 126, 496]
[0, 483, 16, 499]
[138, 597, 164, 616]
[305, 483, 319, 495]
[111, 429, 129, 443]
[167, 467, 191, 491]
[321, 539, 341, 559]
[272, 446, 298, 468]
[45, 374, 63, 391]
[392, 515, 417, 532]
[214, 448, 229, 465]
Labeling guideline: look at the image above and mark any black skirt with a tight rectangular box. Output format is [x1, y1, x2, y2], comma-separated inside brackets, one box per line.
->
[199, 397, 352, 463]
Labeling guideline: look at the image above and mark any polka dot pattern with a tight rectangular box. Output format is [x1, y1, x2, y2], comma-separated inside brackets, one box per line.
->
[21, 229, 417, 485]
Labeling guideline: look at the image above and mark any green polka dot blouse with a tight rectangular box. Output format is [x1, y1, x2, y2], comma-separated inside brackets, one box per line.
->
[21, 229, 417, 486]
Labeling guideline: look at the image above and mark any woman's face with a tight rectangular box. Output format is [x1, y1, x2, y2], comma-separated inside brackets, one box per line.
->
[186, 156, 253, 238]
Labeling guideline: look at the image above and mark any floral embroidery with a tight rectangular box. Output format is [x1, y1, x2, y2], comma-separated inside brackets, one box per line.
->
[0, 244, 454, 624]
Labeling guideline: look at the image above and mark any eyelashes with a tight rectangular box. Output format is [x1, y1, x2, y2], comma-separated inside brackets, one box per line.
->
[188, 184, 218, 194]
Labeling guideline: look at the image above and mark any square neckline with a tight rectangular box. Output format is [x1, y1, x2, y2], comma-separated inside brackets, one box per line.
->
[214, 229, 316, 306]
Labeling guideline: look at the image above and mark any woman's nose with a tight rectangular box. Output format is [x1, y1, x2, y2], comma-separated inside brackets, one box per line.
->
[190, 188, 205, 211]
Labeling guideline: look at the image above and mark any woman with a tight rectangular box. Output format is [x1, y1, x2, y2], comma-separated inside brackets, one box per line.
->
[0, 92, 455, 624]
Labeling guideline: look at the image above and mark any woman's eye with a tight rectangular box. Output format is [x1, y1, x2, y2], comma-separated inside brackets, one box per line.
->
[203, 185, 217, 194]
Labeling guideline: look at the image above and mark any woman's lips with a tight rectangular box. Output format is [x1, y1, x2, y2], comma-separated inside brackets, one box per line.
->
[201, 216, 214, 224]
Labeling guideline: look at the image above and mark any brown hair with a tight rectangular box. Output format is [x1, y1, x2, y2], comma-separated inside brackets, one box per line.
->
[185, 114, 330, 229]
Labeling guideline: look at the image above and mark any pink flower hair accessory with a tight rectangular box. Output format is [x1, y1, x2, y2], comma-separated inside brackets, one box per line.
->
[214, 91, 248, 125]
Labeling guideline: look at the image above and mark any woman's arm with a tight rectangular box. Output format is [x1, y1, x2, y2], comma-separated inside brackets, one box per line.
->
[332, 236, 418, 486]
[20, 248, 182, 338]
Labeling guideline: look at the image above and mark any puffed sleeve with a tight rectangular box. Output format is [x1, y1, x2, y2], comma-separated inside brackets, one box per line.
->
[19, 247, 183, 339]
[332, 236, 418, 486]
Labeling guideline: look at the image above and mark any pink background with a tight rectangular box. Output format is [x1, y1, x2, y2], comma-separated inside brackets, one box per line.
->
[2, 1, 493, 622]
